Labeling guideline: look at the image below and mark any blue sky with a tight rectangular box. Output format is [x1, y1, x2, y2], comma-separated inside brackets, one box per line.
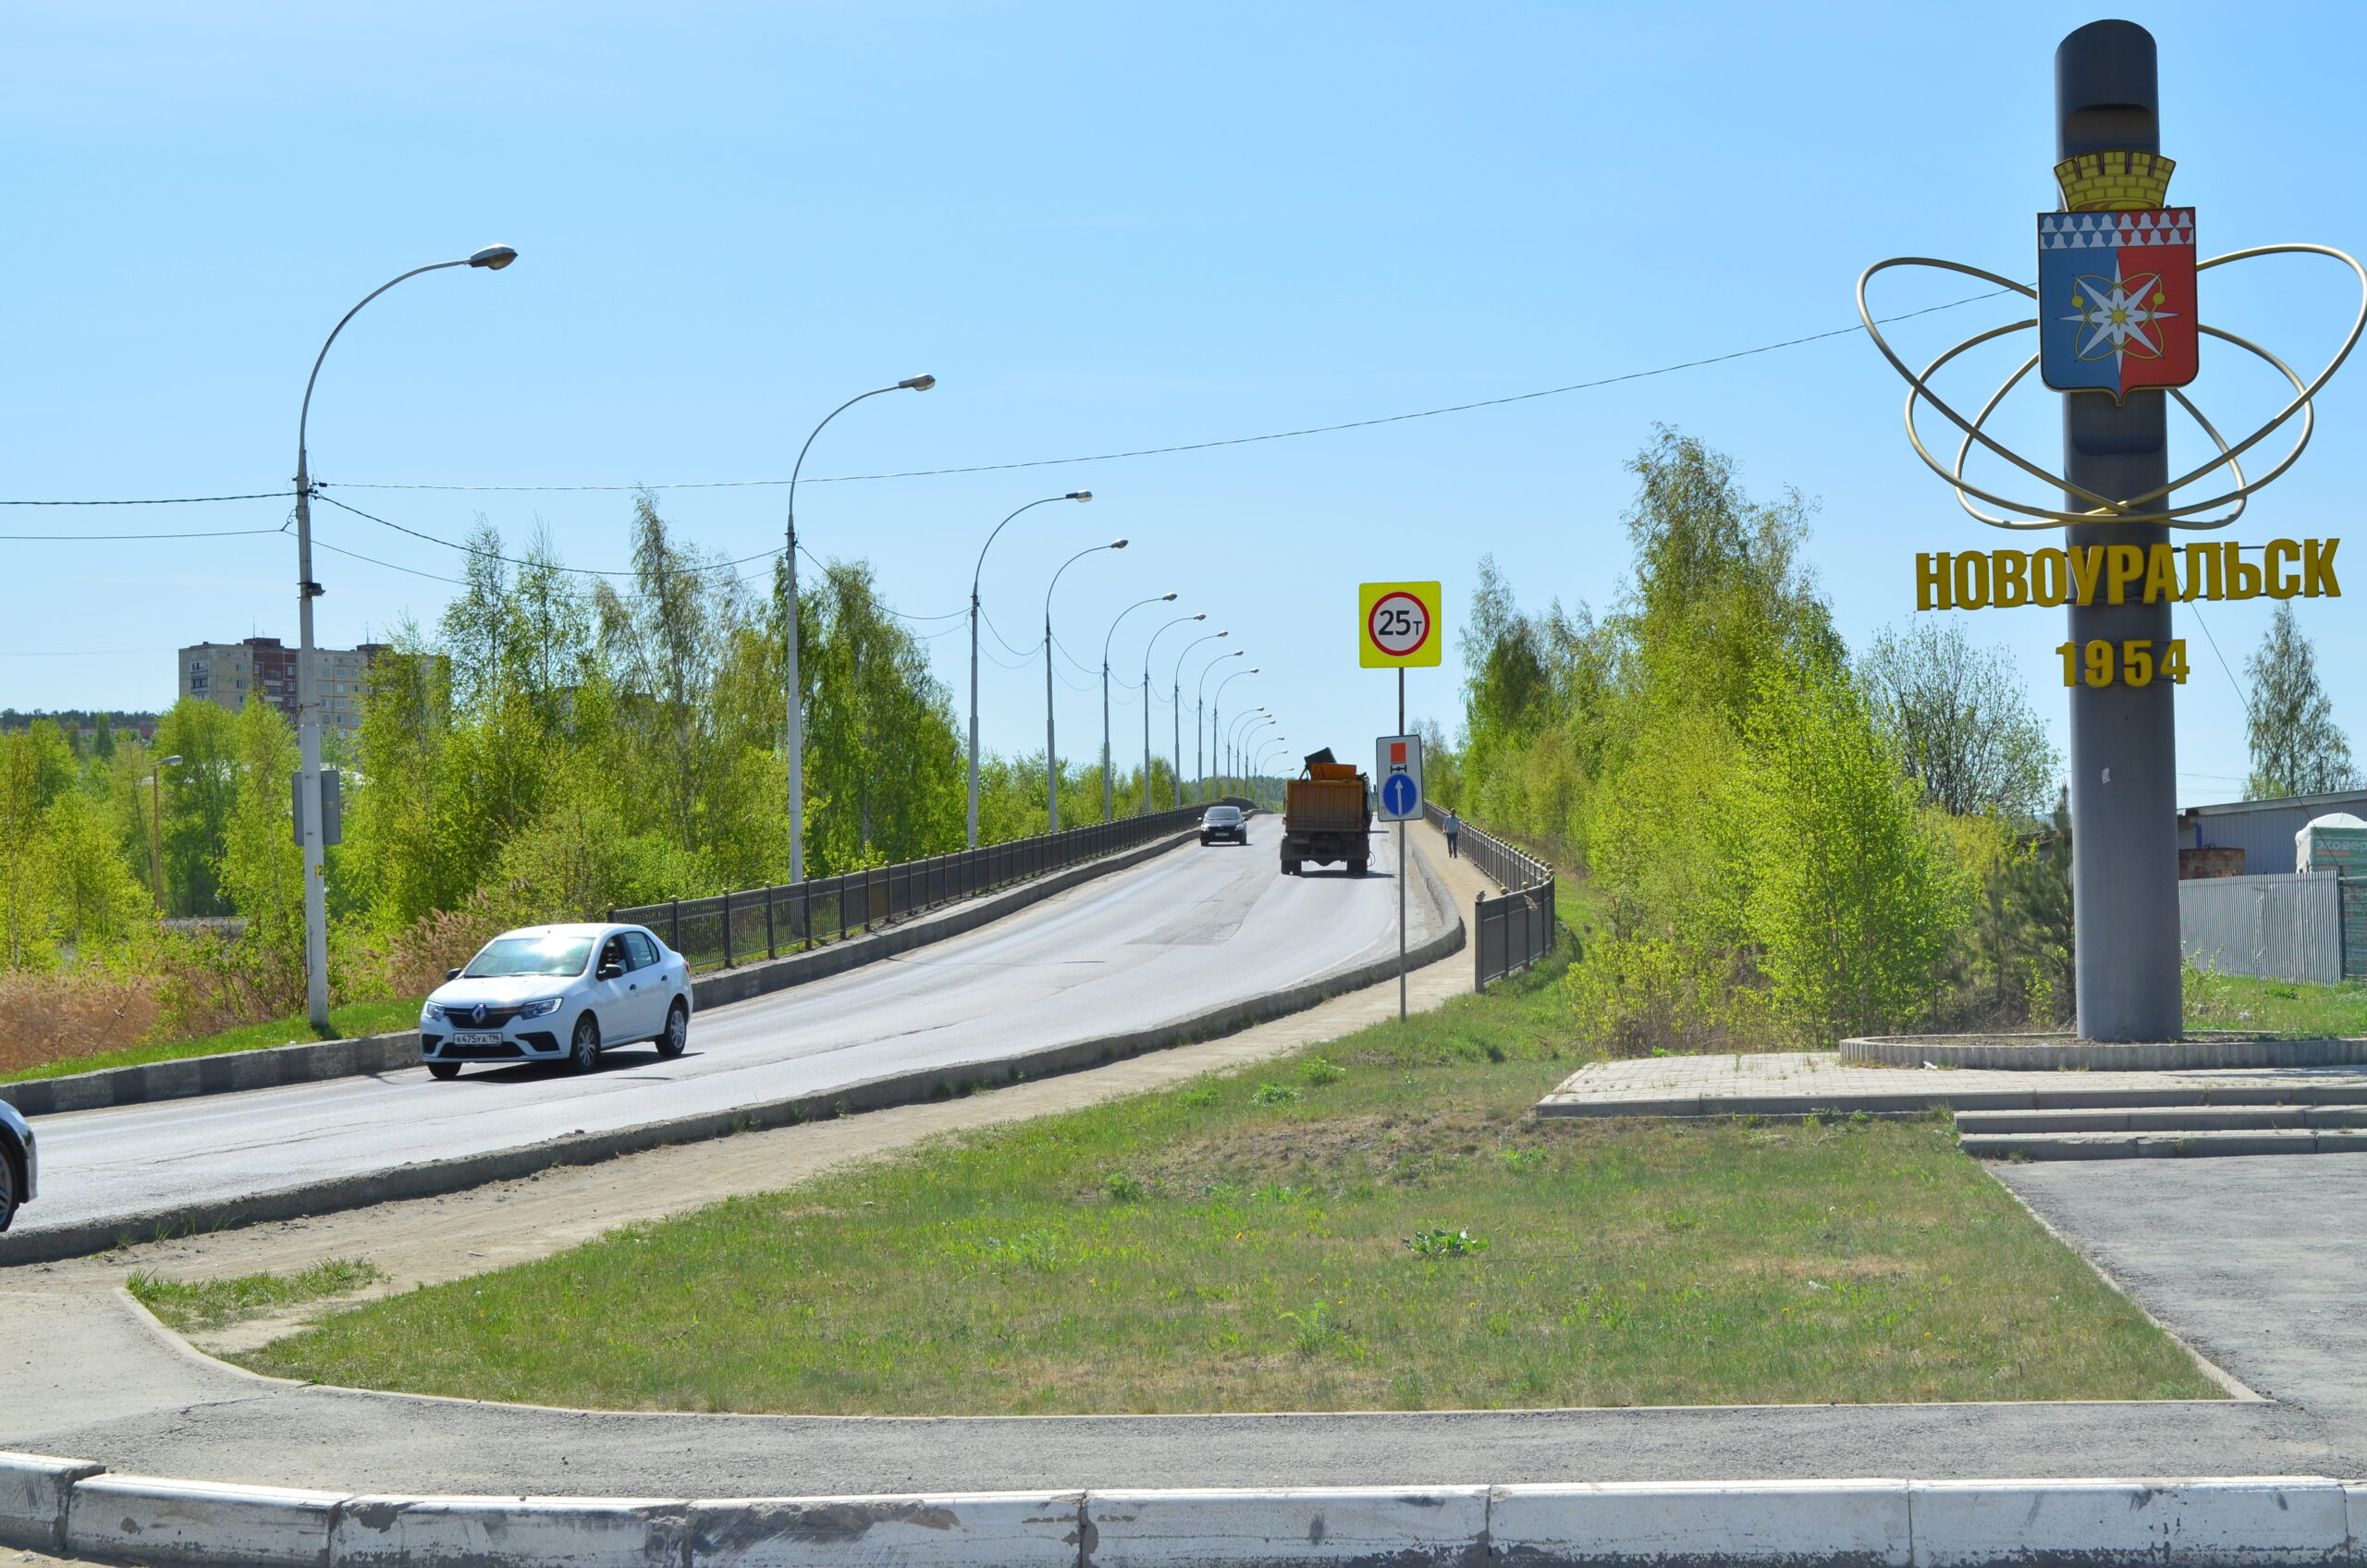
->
[4, 0, 2361, 806]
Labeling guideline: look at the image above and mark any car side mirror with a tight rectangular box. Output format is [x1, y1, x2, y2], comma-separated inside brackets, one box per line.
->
[598, 961, 625, 980]
[446, 968, 461, 982]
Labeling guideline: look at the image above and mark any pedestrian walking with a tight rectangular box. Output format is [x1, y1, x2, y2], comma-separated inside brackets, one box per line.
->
[1444, 809, 1461, 859]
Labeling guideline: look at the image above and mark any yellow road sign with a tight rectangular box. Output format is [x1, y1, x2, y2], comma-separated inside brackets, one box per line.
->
[1359, 581, 1442, 668]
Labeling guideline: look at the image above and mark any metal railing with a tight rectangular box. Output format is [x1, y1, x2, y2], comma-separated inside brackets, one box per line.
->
[611, 799, 1255, 973]
[1426, 803, 1558, 989]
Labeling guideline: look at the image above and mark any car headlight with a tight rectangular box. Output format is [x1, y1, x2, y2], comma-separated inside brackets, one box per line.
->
[423, 1003, 447, 1022]
[515, 997, 564, 1020]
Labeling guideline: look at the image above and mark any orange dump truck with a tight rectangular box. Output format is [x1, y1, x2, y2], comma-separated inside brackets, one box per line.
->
[1281, 749, 1372, 876]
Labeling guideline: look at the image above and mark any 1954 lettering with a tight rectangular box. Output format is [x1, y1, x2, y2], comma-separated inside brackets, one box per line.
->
[2056, 638, 2189, 688]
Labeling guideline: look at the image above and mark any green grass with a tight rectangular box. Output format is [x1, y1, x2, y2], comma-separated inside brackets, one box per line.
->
[129, 1258, 386, 1333]
[2184, 968, 2367, 1037]
[0, 999, 423, 1086]
[243, 960, 2216, 1415]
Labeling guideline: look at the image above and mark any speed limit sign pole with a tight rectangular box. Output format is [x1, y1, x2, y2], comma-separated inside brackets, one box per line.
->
[1361, 582, 1442, 1019]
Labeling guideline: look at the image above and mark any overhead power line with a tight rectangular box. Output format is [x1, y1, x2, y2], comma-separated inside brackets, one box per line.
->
[0, 525, 288, 541]
[313, 491, 776, 580]
[0, 492, 287, 507]
[2, 289, 2007, 509]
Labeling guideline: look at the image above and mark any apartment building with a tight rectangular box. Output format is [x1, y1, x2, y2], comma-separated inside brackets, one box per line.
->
[177, 638, 388, 731]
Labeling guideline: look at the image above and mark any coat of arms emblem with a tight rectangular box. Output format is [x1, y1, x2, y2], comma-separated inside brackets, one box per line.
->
[2038, 151, 2197, 398]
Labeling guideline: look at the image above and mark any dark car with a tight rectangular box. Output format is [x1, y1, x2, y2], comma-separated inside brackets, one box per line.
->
[0, 1097, 35, 1232]
[1200, 804, 1248, 846]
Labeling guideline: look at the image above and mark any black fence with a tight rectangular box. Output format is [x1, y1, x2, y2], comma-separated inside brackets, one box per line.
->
[1428, 804, 1558, 990]
[612, 800, 1253, 973]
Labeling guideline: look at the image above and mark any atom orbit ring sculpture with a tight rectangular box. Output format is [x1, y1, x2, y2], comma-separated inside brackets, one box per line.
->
[1857, 243, 2367, 531]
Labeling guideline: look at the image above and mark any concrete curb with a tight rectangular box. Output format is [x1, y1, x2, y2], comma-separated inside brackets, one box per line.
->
[0, 830, 1462, 1267]
[0, 829, 1204, 1119]
[7, 1456, 2365, 1568]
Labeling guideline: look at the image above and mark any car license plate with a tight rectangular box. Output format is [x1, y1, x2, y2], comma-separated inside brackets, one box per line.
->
[450, 1031, 506, 1045]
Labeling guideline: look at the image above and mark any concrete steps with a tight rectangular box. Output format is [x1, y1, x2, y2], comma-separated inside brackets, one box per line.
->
[1960, 1124, 2367, 1161]
[1956, 1104, 2367, 1133]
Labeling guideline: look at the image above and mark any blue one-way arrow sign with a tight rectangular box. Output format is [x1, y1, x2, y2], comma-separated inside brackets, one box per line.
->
[1375, 732, 1423, 821]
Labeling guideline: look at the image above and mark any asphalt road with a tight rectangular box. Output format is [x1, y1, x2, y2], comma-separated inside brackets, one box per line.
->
[18, 816, 1435, 1240]
[1993, 1157, 2367, 1427]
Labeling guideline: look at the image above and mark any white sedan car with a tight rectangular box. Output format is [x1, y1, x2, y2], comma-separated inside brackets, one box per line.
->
[420, 923, 693, 1080]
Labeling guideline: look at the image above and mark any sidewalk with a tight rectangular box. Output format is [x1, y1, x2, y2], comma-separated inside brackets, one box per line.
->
[1407, 815, 1500, 909]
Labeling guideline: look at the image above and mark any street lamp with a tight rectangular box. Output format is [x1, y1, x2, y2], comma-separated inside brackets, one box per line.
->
[1100, 592, 1175, 821]
[1196, 656, 1256, 802]
[145, 753, 182, 913]
[1169, 634, 1231, 815]
[1184, 648, 1240, 815]
[784, 373, 937, 882]
[1214, 667, 1260, 794]
[1225, 706, 1270, 796]
[967, 492, 1091, 847]
[1235, 712, 1277, 796]
[1138, 615, 1208, 815]
[1252, 737, 1288, 805]
[1045, 538, 1127, 832]
[1176, 635, 1233, 807]
[291, 244, 518, 1031]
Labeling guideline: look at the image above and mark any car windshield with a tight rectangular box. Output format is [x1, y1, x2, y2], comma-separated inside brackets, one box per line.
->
[465, 936, 594, 978]
[1207, 807, 1241, 822]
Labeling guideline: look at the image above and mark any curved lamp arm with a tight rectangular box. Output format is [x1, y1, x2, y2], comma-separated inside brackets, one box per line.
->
[1178, 634, 1232, 694]
[1046, 538, 1127, 623]
[975, 492, 1091, 604]
[1141, 612, 1207, 684]
[298, 246, 517, 484]
[1202, 654, 1258, 701]
[1103, 593, 1177, 668]
[789, 373, 936, 553]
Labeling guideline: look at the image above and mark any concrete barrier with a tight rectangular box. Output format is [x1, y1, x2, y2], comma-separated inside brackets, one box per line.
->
[13, 1458, 2367, 1568]
[1490, 1479, 1911, 1566]
[1, 1030, 422, 1117]
[332, 1494, 687, 1568]
[688, 1491, 1084, 1568]
[1907, 1476, 2353, 1567]
[0, 1450, 107, 1552]
[1084, 1487, 1489, 1568]
[0, 829, 1202, 1121]
[66, 1472, 345, 1568]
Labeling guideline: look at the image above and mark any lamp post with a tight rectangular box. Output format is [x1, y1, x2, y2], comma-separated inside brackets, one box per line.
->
[1193, 658, 1249, 805]
[145, 753, 182, 914]
[1235, 712, 1276, 796]
[968, 492, 1091, 847]
[1136, 613, 1205, 816]
[292, 244, 517, 1032]
[1187, 643, 1239, 802]
[1044, 539, 1128, 832]
[1169, 634, 1231, 810]
[1193, 643, 1249, 805]
[1252, 738, 1287, 806]
[1213, 667, 1260, 794]
[1100, 593, 1175, 820]
[1225, 707, 1270, 796]
[785, 374, 937, 883]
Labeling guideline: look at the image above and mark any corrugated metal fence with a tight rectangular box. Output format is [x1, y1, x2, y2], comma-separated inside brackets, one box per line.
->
[2177, 871, 2367, 985]
[1426, 805, 1558, 989]
[612, 800, 1251, 974]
